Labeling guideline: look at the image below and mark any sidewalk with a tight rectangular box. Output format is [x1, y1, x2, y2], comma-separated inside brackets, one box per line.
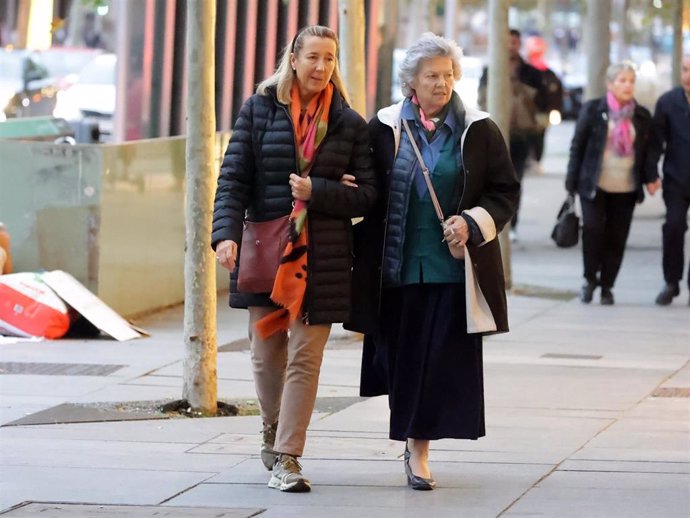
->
[1, 122, 688, 517]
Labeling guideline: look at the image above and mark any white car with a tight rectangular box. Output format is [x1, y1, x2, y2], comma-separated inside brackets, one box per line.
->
[53, 53, 116, 141]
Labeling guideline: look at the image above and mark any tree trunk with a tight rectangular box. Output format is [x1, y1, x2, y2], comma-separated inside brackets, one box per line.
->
[65, 0, 86, 47]
[375, 0, 399, 110]
[15, 0, 31, 48]
[671, 0, 684, 87]
[444, 0, 456, 41]
[487, 0, 512, 290]
[183, 0, 218, 416]
[405, 0, 429, 48]
[339, 0, 367, 116]
[584, 0, 610, 101]
[538, 0, 552, 39]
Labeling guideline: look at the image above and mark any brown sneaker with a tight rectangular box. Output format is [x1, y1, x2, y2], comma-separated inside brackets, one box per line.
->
[261, 422, 278, 470]
[268, 454, 311, 492]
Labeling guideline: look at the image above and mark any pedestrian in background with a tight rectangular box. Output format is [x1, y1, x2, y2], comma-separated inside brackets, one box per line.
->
[478, 29, 547, 242]
[647, 54, 690, 306]
[566, 61, 658, 305]
[525, 34, 564, 175]
[350, 33, 518, 491]
[212, 25, 376, 493]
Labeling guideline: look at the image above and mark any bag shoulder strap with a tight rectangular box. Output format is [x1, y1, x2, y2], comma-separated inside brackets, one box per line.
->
[401, 118, 445, 225]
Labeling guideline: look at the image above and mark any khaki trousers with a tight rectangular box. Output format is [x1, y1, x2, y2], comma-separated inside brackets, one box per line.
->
[248, 306, 331, 457]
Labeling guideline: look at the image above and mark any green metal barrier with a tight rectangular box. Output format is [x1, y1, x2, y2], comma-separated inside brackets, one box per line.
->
[0, 134, 230, 317]
[0, 117, 74, 141]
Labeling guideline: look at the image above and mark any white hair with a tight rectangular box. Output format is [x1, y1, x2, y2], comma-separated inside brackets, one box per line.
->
[605, 60, 637, 83]
[399, 32, 463, 98]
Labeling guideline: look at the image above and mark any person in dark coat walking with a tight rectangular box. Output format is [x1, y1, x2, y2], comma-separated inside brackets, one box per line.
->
[648, 54, 690, 306]
[525, 34, 564, 172]
[478, 29, 547, 241]
[349, 33, 518, 491]
[566, 61, 658, 305]
[211, 25, 376, 493]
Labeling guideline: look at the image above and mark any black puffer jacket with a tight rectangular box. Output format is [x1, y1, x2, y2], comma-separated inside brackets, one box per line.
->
[566, 97, 653, 202]
[211, 85, 377, 324]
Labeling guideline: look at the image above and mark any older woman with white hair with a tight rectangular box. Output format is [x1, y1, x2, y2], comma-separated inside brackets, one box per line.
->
[349, 33, 519, 490]
[566, 61, 657, 305]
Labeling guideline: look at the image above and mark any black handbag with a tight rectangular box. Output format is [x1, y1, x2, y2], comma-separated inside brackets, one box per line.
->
[551, 194, 579, 248]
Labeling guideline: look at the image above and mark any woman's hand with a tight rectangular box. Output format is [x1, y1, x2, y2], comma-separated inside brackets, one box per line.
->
[646, 179, 661, 196]
[289, 173, 312, 201]
[340, 173, 358, 188]
[216, 240, 238, 271]
[443, 215, 469, 246]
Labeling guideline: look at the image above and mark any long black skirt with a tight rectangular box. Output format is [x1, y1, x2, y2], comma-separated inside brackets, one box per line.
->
[360, 283, 485, 441]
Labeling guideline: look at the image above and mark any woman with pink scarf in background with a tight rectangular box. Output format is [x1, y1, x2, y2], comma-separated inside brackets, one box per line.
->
[566, 61, 660, 305]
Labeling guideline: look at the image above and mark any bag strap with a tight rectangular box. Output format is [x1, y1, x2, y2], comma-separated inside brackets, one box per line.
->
[566, 193, 576, 213]
[402, 118, 445, 225]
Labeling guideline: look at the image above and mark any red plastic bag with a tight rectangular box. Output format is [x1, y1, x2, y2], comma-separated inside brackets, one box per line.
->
[0, 273, 70, 339]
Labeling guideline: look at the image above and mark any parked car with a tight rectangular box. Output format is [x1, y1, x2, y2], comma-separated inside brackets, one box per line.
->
[53, 53, 116, 141]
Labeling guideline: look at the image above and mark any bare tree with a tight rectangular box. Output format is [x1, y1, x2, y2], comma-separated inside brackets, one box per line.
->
[182, 0, 218, 416]
[375, 0, 399, 110]
[487, 0, 513, 289]
[15, 0, 30, 48]
[65, 0, 86, 47]
[339, 0, 367, 116]
[671, 0, 685, 86]
[584, 0, 611, 100]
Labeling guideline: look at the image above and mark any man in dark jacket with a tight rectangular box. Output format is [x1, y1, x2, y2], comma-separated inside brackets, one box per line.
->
[648, 54, 690, 306]
[525, 34, 564, 172]
[478, 29, 547, 241]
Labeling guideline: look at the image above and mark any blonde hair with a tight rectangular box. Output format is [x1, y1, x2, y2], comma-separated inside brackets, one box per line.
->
[256, 25, 351, 105]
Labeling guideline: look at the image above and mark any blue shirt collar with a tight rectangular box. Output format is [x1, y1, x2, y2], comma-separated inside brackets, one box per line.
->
[401, 98, 459, 139]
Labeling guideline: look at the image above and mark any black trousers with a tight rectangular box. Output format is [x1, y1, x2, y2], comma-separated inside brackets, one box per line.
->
[510, 134, 531, 229]
[580, 189, 637, 288]
[662, 184, 690, 287]
[528, 129, 546, 162]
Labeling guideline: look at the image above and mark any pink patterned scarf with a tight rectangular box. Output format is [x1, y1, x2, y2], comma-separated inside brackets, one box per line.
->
[606, 90, 635, 157]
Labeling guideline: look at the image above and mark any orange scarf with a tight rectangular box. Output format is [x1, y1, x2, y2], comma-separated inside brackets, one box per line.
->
[255, 83, 333, 338]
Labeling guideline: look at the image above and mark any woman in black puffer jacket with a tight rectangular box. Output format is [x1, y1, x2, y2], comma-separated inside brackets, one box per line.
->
[211, 25, 376, 493]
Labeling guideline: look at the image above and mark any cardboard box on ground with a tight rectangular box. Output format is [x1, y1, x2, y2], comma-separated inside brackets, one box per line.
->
[0, 270, 146, 341]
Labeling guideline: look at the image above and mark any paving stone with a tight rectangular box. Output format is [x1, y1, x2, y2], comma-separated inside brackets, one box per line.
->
[484, 363, 670, 411]
[3, 402, 170, 426]
[559, 459, 690, 474]
[166, 479, 535, 518]
[0, 414, 264, 442]
[192, 433, 402, 460]
[504, 471, 690, 518]
[208, 457, 551, 489]
[0, 362, 125, 376]
[0, 503, 261, 517]
[0, 376, 113, 398]
[0, 437, 245, 472]
[0, 466, 216, 512]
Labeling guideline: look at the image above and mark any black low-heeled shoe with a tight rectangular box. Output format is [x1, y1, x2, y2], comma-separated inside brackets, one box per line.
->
[404, 445, 436, 491]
